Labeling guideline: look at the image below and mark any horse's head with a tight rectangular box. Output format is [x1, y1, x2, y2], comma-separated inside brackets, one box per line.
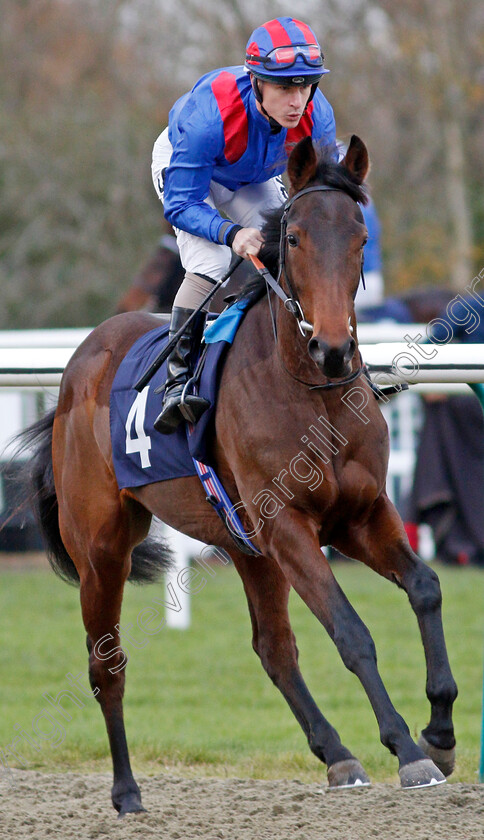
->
[281, 135, 370, 380]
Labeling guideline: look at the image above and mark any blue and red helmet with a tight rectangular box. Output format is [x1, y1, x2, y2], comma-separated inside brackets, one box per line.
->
[245, 17, 329, 86]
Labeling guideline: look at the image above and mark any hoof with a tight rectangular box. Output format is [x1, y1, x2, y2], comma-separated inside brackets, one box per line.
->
[113, 789, 146, 817]
[327, 759, 371, 789]
[117, 800, 146, 818]
[399, 758, 446, 789]
[418, 733, 455, 777]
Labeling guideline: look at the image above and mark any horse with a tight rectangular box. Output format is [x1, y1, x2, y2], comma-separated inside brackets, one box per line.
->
[19, 135, 457, 815]
[115, 231, 185, 314]
[115, 228, 253, 315]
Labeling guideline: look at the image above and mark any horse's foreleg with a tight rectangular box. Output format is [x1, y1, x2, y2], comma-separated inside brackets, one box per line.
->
[264, 510, 445, 788]
[333, 494, 458, 777]
[232, 552, 369, 787]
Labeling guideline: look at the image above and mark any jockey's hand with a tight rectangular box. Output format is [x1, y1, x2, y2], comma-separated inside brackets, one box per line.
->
[232, 227, 264, 259]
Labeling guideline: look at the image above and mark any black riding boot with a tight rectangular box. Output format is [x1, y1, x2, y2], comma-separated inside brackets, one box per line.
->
[153, 306, 210, 434]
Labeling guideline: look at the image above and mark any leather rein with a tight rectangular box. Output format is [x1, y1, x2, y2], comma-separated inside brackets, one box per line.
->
[249, 184, 366, 391]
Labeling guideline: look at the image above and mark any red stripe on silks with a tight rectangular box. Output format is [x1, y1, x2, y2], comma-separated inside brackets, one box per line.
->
[285, 102, 315, 154]
[264, 18, 291, 48]
[211, 72, 248, 164]
[293, 20, 316, 45]
[246, 40, 260, 66]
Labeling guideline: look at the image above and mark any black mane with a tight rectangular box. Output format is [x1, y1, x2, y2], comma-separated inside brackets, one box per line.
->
[236, 143, 368, 301]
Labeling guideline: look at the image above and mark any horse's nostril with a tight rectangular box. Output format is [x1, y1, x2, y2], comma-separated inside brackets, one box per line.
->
[308, 334, 356, 377]
[308, 337, 321, 357]
[346, 337, 356, 361]
[308, 336, 355, 365]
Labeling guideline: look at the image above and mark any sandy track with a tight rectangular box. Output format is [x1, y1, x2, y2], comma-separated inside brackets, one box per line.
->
[1, 771, 483, 840]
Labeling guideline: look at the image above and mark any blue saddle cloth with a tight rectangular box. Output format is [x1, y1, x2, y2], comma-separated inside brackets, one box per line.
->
[110, 299, 251, 490]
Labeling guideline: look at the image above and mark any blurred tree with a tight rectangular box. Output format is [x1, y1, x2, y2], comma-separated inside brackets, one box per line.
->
[323, 0, 484, 293]
[373, 0, 477, 290]
[0, 0, 174, 327]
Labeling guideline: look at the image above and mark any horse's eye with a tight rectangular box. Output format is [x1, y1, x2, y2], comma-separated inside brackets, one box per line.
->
[361, 236, 369, 249]
[287, 233, 299, 248]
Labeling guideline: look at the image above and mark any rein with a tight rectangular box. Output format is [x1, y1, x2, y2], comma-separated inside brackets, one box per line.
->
[249, 183, 366, 391]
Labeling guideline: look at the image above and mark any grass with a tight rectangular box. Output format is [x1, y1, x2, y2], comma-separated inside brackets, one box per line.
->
[0, 557, 482, 784]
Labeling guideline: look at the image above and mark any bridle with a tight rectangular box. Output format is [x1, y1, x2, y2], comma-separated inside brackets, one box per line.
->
[250, 184, 366, 391]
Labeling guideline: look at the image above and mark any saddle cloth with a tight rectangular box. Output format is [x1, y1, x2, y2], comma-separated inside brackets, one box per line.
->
[110, 298, 251, 490]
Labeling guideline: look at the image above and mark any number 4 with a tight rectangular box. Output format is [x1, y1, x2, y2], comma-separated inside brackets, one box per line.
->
[125, 386, 152, 468]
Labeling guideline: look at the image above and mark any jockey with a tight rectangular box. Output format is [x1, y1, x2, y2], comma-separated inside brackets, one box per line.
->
[151, 17, 336, 433]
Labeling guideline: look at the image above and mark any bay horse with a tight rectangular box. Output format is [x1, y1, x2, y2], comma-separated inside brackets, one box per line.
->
[114, 227, 252, 315]
[20, 136, 457, 814]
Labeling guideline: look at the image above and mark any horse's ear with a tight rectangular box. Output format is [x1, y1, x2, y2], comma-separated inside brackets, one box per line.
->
[341, 135, 369, 184]
[287, 137, 318, 193]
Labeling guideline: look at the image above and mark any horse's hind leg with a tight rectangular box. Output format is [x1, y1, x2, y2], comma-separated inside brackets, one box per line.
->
[333, 494, 458, 780]
[58, 491, 151, 815]
[232, 551, 369, 787]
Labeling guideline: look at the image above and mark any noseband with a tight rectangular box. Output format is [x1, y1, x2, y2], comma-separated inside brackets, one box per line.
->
[250, 184, 366, 391]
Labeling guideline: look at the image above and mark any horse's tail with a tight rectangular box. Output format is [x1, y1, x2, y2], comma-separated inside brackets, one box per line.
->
[12, 407, 79, 584]
[11, 408, 172, 587]
[130, 537, 173, 584]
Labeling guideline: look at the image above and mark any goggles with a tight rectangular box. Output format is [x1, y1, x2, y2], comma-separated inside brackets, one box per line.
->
[246, 43, 324, 71]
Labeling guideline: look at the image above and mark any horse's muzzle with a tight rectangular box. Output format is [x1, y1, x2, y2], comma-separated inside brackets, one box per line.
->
[307, 335, 356, 378]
